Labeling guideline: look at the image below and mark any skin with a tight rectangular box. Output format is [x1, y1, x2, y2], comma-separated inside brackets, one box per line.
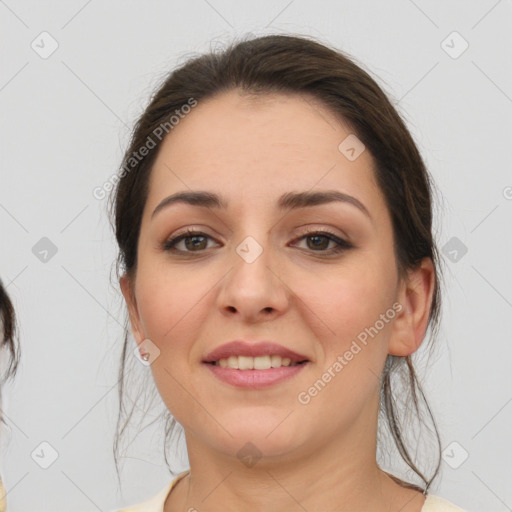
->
[121, 89, 435, 512]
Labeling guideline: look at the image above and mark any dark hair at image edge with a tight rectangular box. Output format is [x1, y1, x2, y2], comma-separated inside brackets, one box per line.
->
[108, 33, 444, 493]
[0, 279, 20, 427]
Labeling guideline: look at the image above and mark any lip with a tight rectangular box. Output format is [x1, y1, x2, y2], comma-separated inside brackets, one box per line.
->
[202, 341, 310, 390]
[202, 340, 309, 365]
[204, 362, 309, 389]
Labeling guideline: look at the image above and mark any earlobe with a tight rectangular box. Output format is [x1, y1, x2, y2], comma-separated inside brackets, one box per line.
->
[120, 274, 144, 343]
[388, 258, 435, 357]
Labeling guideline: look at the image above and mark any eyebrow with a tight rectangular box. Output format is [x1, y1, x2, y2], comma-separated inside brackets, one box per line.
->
[151, 190, 371, 220]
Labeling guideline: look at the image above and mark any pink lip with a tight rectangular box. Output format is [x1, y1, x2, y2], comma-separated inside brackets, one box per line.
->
[204, 362, 309, 389]
[202, 340, 309, 364]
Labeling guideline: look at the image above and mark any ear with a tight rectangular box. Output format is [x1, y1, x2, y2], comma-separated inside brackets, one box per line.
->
[388, 257, 436, 357]
[120, 274, 145, 343]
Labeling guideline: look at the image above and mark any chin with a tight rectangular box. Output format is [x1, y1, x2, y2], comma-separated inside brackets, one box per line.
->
[205, 415, 308, 461]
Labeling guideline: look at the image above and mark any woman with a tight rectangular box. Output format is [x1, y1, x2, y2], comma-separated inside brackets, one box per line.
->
[110, 34, 465, 511]
[0, 278, 20, 512]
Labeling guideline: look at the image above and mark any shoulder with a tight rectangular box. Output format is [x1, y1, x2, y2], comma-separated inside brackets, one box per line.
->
[111, 470, 190, 512]
[111, 482, 173, 512]
[422, 494, 466, 512]
[0, 476, 6, 512]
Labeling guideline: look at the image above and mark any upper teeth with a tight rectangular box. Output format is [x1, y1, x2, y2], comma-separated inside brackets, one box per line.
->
[214, 355, 301, 370]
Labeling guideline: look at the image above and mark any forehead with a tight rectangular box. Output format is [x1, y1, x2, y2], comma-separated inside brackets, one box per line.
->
[146, 89, 383, 214]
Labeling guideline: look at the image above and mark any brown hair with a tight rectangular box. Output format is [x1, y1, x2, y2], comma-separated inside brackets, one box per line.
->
[109, 34, 443, 492]
[0, 279, 20, 424]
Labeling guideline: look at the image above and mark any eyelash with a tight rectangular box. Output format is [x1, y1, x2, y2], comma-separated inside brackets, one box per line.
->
[162, 228, 353, 256]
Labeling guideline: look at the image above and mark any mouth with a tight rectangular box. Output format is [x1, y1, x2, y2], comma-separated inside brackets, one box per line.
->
[201, 340, 311, 389]
[204, 355, 309, 369]
[202, 340, 310, 366]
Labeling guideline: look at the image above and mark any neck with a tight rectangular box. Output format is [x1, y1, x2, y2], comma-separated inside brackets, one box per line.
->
[164, 406, 426, 512]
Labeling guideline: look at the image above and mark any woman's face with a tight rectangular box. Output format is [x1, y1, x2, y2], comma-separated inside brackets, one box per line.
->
[122, 90, 427, 464]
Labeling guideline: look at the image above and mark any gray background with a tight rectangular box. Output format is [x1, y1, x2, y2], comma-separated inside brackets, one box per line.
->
[1, 1, 511, 510]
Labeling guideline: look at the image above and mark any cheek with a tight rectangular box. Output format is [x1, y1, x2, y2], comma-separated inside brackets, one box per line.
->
[297, 270, 394, 407]
[135, 263, 210, 350]
[294, 260, 396, 393]
[298, 263, 395, 337]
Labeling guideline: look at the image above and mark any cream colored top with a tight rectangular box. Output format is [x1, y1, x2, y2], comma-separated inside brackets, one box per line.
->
[114, 470, 466, 512]
[0, 476, 6, 512]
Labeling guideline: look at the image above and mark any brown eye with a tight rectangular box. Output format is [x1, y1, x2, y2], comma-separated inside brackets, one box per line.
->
[306, 234, 331, 250]
[163, 230, 218, 253]
[292, 231, 353, 255]
[183, 234, 208, 251]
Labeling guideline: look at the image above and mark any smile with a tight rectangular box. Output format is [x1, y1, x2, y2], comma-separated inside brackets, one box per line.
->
[208, 355, 307, 369]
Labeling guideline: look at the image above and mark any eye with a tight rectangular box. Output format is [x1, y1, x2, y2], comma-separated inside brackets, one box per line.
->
[291, 230, 353, 255]
[163, 229, 219, 253]
[162, 228, 353, 255]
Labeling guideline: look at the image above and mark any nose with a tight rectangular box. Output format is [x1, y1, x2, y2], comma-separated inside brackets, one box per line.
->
[216, 237, 290, 323]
